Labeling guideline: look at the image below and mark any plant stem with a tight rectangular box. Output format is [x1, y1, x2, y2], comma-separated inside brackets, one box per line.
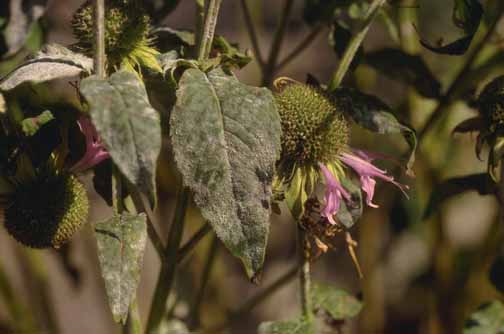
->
[276, 25, 324, 72]
[262, 0, 294, 86]
[198, 0, 223, 61]
[177, 222, 212, 264]
[93, 0, 106, 78]
[125, 299, 142, 334]
[240, 0, 264, 68]
[328, 0, 386, 91]
[189, 235, 219, 328]
[298, 227, 312, 320]
[146, 184, 190, 333]
[206, 266, 298, 333]
[418, 11, 504, 142]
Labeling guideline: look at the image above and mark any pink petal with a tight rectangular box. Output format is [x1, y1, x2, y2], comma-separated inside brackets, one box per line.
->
[319, 163, 351, 225]
[71, 117, 110, 173]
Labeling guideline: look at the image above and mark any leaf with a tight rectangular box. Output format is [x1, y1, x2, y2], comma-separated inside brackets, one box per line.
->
[21, 110, 53, 136]
[335, 178, 363, 229]
[157, 51, 198, 85]
[329, 21, 363, 72]
[423, 173, 495, 219]
[464, 301, 504, 334]
[0, 44, 93, 91]
[365, 48, 442, 99]
[170, 68, 281, 279]
[95, 212, 148, 324]
[80, 71, 162, 205]
[419, 0, 483, 55]
[259, 317, 314, 334]
[331, 88, 417, 175]
[212, 35, 252, 69]
[490, 249, 504, 293]
[312, 283, 363, 320]
[303, 0, 352, 25]
[2, 0, 48, 57]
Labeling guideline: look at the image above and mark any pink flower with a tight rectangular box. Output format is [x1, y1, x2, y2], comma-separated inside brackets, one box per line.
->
[319, 163, 351, 225]
[339, 150, 408, 208]
[70, 117, 109, 173]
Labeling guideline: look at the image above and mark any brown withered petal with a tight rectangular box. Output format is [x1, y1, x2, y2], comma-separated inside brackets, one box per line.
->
[453, 116, 486, 134]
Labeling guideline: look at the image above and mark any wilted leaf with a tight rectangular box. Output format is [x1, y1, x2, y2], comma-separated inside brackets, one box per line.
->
[419, 0, 483, 55]
[365, 48, 441, 99]
[423, 173, 494, 218]
[80, 71, 162, 205]
[212, 35, 252, 69]
[171, 68, 281, 279]
[336, 178, 363, 229]
[2, 0, 48, 57]
[157, 51, 198, 84]
[259, 317, 314, 334]
[464, 301, 504, 334]
[332, 88, 417, 175]
[21, 110, 53, 136]
[453, 116, 485, 133]
[312, 283, 363, 320]
[329, 21, 363, 72]
[95, 212, 148, 324]
[0, 44, 93, 91]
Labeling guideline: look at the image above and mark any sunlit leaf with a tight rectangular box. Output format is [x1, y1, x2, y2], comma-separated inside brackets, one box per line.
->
[80, 71, 161, 205]
[95, 212, 148, 324]
[0, 44, 93, 91]
[365, 48, 441, 99]
[463, 301, 504, 334]
[259, 317, 315, 334]
[171, 67, 281, 279]
[312, 283, 363, 320]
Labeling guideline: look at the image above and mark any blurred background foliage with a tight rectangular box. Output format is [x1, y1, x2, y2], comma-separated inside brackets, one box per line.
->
[1, 0, 504, 333]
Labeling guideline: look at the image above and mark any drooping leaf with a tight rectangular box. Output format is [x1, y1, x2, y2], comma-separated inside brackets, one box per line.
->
[335, 177, 363, 228]
[21, 110, 53, 136]
[0, 44, 93, 91]
[365, 48, 441, 99]
[419, 0, 483, 55]
[332, 88, 417, 175]
[212, 35, 252, 69]
[1, 0, 48, 57]
[423, 173, 495, 219]
[259, 317, 315, 334]
[463, 301, 504, 334]
[170, 67, 281, 279]
[95, 212, 148, 324]
[329, 21, 363, 72]
[312, 283, 363, 320]
[157, 50, 198, 85]
[80, 71, 161, 205]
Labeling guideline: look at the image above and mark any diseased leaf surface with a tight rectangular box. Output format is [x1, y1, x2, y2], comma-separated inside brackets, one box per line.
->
[464, 301, 504, 334]
[336, 178, 363, 228]
[95, 212, 148, 324]
[259, 317, 314, 334]
[171, 68, 281, 279]
[80, 71, 161, 205]
[312, 283, 363, 320]
[0, 44, 93, 91]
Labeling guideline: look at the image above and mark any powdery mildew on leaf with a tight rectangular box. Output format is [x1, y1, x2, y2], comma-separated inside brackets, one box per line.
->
[95, 212, 147, 324]
[312, 283, 363, 320]
[170, 68, 281, 279]
[80, 71, 161, 205]
[258, 317, 314, 334]
[0, 44, 93, 91]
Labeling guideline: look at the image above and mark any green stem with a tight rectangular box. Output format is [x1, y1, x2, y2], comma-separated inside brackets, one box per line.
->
[240, 0, 264, 68]
[145, 184, 190, 333]
[262, 0, 295, 86]
[298, 227, 312, 320]
[418, 9, 504, 142]
[206, 266, 298, 333]
[189, 235, 219, 328]
[328, 0, 386, 91]
[198, 0, 223, 61]
[93, 0, 106, 78]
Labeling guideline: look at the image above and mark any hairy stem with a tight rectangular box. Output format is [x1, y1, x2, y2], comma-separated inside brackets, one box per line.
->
[328, 0, 386, 91]
[298, 227, 312, 320]
[262, 0, 294, 86]
[146, 184, 190, 333]
[198, 0, 223, 61]
[240, 0, 264, 68]
[93, 0, 106, 78]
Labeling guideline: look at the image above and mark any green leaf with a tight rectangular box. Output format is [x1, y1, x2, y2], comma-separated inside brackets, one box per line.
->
[157, 51, 198, 85]
[419, 0, 483, 55]
[312, 283, 363, 320]
[464, 301, 504, 334]
[259, 317, 314, 334]
[80, 71, 162, 205]
[332, 88, 417, 175]
[21, 110, 53, 136]
[365, 48, 441, 99]
[0, 44, 93, 91]
[423, 173, 495, 219]
[95, 212, 148, 324]
[171, 68, 281, 279]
